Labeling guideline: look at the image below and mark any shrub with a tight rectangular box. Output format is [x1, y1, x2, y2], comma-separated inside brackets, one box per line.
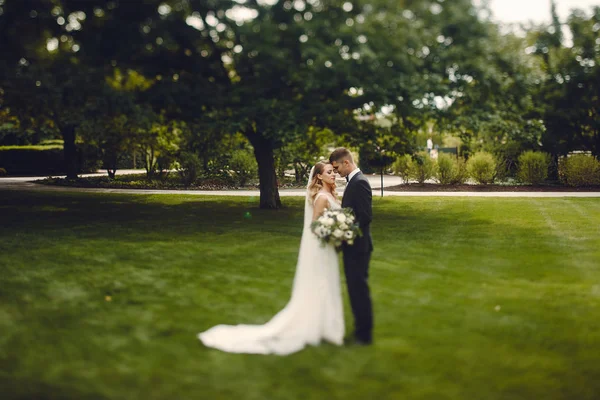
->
[78, 143, 103, 173]
[0, 167, 7, 176]
[176, 152, 202, 186]
[559, 154, 600, 187]
[435, 153, 468, 185]
[494, 155, 511, 182]
[411, 152, 437, 184]
[229, 149, 258, 186]
[436, 153, 454, 185]
[436, 153, 469, 185]
[392, 154, 413, 184]
[156, 153, 177, 181]
[0, 144, 101, 175]
[452, 157, 469, 185]
[467, 152, 496, 184]
[517, 151, 550, 185]
[0, 146, 64, 175]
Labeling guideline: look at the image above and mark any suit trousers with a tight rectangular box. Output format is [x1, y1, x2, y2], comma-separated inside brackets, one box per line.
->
[342, 250, 373, 342]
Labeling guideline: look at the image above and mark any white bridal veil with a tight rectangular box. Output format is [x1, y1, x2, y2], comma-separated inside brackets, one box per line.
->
[197, 164, 343, 355]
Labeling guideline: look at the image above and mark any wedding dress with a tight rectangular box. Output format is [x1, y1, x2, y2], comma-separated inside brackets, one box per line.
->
[198, 168, 344, 355]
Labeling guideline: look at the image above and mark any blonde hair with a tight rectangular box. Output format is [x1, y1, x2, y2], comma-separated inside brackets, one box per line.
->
[308, 161, 337, 204]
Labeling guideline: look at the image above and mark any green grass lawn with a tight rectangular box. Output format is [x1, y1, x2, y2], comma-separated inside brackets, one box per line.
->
[1, 191, 599, 400]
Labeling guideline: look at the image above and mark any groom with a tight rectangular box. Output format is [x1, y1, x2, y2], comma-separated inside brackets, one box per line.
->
[329, 148, 374, 345]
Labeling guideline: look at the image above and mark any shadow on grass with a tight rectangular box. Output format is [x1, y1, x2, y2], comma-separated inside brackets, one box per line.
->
[0, 191, 550, 242]
[0, 191, 571, 286]
[0, 376, 107, 400]
[1, 191, 599, 400]
[0, 191, 305, 240]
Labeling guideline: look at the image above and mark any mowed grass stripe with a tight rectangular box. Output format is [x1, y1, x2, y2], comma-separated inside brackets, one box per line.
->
[0, 192, 599, 400]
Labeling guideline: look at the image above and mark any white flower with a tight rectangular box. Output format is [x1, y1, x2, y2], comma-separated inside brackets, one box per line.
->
[339, 223, 348, 230]
[323, 218, 335, 226]
[344, 230, 353, 239]
[333, 229, 343, 238]
[316, 226, 327, 238]
[347, 215, 355, 223]
[347, 240, 354, 245]
[337, 213, 347, 223]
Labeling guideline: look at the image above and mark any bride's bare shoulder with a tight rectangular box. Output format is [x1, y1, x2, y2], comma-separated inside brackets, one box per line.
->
[313, 192, 329, 205]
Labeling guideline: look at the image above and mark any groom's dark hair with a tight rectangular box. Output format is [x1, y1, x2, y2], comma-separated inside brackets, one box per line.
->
[329, 147, 354, 163]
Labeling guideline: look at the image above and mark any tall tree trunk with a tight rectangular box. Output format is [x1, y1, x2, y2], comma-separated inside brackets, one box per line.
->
[247, 132, 281, 209]
[62, 125, 78, 179]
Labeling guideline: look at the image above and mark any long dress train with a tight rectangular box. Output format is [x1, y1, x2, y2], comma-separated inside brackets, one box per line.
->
[198, 191, 344, 355]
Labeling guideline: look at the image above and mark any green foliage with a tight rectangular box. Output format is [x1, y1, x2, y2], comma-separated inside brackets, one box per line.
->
[176, 152, 202, 187]
[4, 0, 600, 201]
[78, 143, 103, 174]
[532, 8, 600, 158]
[137, 116, 181, 180]
[0, 167, 7, 176]
[453, 158, 469, 185]
[559, 155, 600, 187]
[357, 121, 416, 175]
[517, 151, 550, 184]
[467, 152, 497, 184]
[105, 68, 154, 93]
[39, 139, 64, 146]
[0, 147, 64, 175]
[392, 154, 414, 184]
[275, 127, 336, 183]
[411, 152, 437, 184]
[436, 153, 468, 185]
[0, 144, 62, 150]
[37, 173, 241, 190]
[229, 149, 258, 186]
[79, 110, 141, 178]
[436, 153, 455, 185]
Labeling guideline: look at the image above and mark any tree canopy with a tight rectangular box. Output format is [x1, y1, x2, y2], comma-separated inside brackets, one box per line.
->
[1, 0, 599, 206]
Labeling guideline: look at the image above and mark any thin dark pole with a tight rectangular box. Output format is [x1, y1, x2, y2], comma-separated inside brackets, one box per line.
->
[380, 168, 384, 197]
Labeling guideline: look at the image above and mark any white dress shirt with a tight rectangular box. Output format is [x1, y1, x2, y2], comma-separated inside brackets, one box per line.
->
[347, 168, 361, 183]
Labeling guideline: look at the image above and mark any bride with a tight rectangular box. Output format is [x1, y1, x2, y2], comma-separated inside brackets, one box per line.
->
[198, 161, 344, 355]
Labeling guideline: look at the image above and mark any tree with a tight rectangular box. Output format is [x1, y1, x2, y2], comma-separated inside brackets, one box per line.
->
[520, 2, 600, 170]
[87, 0, 500, 208]
[438, 16, 546, 174]
[2, 0, 556, 198]
[0, 0, 110, 178]
[276, 127, 336, 184]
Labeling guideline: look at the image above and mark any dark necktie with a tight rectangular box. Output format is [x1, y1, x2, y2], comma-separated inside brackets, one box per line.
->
[345, 176, 349, 182]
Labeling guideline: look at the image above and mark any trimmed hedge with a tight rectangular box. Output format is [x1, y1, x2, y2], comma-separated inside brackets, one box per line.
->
[0, 145, 101, 176]
[411, 151, 437, 184]
[392, 154, 413, 184]
[559, 154, 600, 187]
[517, 151, 550, 185]
[467, 152, 496, 184]
[0, 147, 65, 175]
[436, 153, 468, 185]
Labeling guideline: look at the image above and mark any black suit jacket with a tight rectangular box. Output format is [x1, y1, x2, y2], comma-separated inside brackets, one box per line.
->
[342, 172, 373, 254]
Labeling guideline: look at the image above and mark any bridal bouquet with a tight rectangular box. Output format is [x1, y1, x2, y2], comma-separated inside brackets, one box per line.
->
[311, 207, 362, 251]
